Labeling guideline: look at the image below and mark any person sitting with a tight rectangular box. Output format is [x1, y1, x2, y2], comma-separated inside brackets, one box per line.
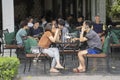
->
[72, 20, 102, 73]
[16, 19, 29, 59]
[28, 18, 43, 38]
[41, 15, 47, 32]
[27, 16, 33, 28]
[65, 14, 75, 31]
[75, 15, 84, 30]
[16, 19, 29, 48]
[51, 19, 61, 42]
[73, 15, 84, 38]
[38, 23, 64, 73]
[58, 19, 69, 42]
[92, 15, 105, 44]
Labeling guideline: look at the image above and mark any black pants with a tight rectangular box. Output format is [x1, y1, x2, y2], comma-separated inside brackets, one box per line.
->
[16, 48, 25, 59]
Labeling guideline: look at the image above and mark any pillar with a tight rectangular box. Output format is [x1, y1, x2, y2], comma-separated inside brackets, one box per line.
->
[2, 0, 14, 32]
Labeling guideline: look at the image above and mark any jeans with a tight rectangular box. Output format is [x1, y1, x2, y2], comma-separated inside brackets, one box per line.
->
[42, 48, 60, 67]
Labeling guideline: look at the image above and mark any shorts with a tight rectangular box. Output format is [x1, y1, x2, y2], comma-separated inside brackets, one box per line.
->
[87, 48, 102, 54]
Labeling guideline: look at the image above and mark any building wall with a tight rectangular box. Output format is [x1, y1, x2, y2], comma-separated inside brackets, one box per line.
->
[31, 0, 41, 18]
[14, 2, 27, 20]
[91, 0, 106, 23]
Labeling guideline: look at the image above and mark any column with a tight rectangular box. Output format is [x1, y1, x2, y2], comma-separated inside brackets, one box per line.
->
[91, 0, 106, 23]
[2, 0, 14, 32]
[91, 0, 96, 21]
[83, 0, 86, 18]
[99, 0, 106, 23]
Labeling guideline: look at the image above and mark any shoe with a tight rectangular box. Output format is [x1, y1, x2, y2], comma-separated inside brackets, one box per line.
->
[33, 58, 38, 63]
[33, 59, 37, 63]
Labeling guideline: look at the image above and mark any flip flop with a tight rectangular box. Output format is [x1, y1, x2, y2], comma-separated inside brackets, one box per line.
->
[55, 66, 64, 69]
[73, 68, 86, 73]
[50, 70, 60, 73]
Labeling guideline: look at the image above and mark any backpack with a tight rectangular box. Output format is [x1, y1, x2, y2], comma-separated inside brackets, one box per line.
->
[24, 37, 42, 54]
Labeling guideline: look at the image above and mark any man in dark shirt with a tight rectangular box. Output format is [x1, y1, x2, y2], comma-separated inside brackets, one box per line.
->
[75, 16, 84, 30]
[29, 18, 43, 38]
[92, 15, 105, 44]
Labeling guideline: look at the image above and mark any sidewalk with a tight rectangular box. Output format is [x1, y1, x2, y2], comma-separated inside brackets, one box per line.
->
[17, 74, 120, 80]
[2, 49, 120, 80]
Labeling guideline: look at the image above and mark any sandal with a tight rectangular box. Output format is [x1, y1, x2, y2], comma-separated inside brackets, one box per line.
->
[55, 65, 64, 69]
[73, 68, 86, 73]
[50, 69, 60, 73]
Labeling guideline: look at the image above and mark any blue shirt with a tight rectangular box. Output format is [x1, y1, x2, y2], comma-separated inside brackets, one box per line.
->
[16, 28, 27, 45]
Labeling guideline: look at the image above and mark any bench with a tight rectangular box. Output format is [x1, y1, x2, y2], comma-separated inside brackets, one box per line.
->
[0, 29, 18, 57]
[23, 52, 51, 73]
[21, 38, 51, 73]
[83, 53, 110, 72]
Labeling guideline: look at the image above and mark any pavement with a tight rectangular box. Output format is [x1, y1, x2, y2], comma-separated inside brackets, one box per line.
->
[1, 49, 120, 80]
[17, 75, 120, 80]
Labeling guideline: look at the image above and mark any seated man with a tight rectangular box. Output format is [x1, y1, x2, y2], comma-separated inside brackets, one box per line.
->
[16, 19, 29, 59]
[16, 19, 29, 47]
[92, 15, 106, 44]
[75, 15, 84, 30]
[72, 20, 102, 73]
[28, 18, 43, 38]
[58, 19, 69, 42]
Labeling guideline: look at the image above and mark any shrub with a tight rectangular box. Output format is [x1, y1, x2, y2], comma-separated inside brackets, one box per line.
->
[0, 57, 20, 80]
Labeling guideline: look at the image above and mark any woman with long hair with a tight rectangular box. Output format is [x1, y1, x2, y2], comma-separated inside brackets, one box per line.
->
[38, 23, 64, 73]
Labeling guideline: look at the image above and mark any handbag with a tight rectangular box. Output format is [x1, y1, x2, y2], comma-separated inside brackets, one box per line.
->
[30, 46, 42, 54]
